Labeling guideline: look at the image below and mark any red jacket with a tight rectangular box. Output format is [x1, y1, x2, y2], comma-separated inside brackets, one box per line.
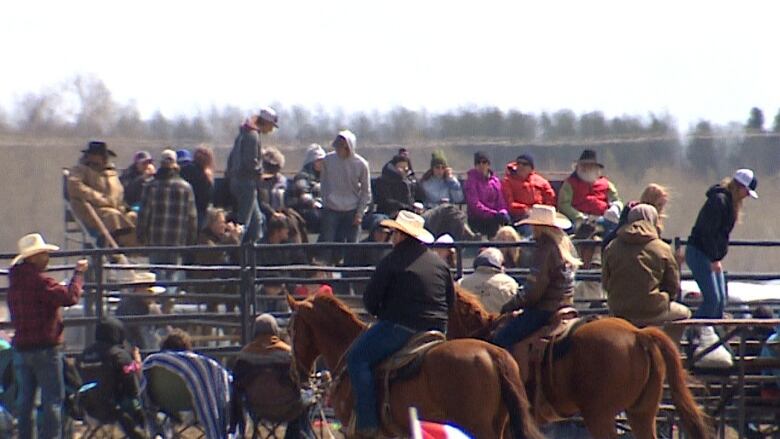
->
[566, 173, 610, 216]
[501, 164, 556, 219]
[8, 262, 83, 350]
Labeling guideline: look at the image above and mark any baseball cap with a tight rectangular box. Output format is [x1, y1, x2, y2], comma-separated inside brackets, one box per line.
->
[733, 168, 758, 199]
[133, 150, 152, 164]
[160, 149, 177, 165]
[258, 107, 279, 128]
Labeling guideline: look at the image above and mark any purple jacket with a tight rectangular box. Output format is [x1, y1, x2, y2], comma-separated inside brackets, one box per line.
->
[463, 168, 507, 220]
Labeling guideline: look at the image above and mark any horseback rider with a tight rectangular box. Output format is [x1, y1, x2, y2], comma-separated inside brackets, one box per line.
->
[493, 205, 581, 349]
[346, 210, 454, 438]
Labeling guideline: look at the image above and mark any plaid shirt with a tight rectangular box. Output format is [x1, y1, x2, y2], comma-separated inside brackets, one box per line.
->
[8, 262, 83, 350]
[137, 168, 198, 246]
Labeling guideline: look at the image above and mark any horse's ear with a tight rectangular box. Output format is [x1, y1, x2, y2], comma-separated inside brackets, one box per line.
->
[286, 294, 298, 310]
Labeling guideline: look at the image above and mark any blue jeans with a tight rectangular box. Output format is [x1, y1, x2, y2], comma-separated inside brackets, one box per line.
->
[686, 244, 727, 318]
[318, 208, 360, 263]
[493, 308, 553, 349]
[231, 179, 264, 244]
[346, 321, 415, 431]
[13, 347, 65, 439]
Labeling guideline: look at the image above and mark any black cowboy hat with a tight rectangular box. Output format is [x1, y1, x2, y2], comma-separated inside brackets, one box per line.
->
[576, 149, 603, 168]
[81, 141, 116, 157]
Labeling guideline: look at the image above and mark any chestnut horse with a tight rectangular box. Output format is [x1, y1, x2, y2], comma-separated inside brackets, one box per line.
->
[448, 287, 712, 439]
[286, 294, 544, 439]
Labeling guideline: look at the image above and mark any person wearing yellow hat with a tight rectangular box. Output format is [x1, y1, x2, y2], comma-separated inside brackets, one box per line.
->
[7, 233, 88, 439]
[346, 211, 452, 437]
[493, 205, 581, 350]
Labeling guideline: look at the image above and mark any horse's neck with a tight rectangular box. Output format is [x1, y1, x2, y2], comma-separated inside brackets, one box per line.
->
[316, 316, 364, 371]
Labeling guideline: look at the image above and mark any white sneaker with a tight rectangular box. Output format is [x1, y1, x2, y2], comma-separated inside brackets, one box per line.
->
[694, 326, 733, 368]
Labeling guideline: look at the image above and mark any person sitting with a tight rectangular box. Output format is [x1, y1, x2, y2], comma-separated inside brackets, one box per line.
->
[180, 146, 216, 229]
[342, 214, 392, 295]
[257, 215, 305, 312]
[418, 150, 463, 208]
[292, 263, 334, 298]
[602, 183, 669, 249]
[68, 141, 138, 246]
[463, 151, 510, 239]
[493, 205, 580, 349]
[501, 154, 556, 229]
[287, 144, 326, 233]
[120, 150, 156, 209]
[494, 226, 524, 269]
[78, 318, 147, 439]
[375, 154, 416, 218]
[602, 205, 691, 340]
[192, 208, 242, 315]
[231, 314, 315, 439]
[432, 234, 456, 269]
[458, 248, 519, 315]
[258, 147, 288, 211]
[557, 149, 622, 235]
[347, 211, 453, 437]
[115, 272, 167, 351]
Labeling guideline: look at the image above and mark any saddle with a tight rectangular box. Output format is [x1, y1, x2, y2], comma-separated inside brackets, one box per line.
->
[345, 330, 446, 437]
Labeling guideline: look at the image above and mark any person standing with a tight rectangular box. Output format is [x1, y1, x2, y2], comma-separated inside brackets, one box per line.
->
[347, 211, 453, 437]
[179, 145, 216, 228]
[318, 130, 371, 262]
[463, 151, 509, 239]
[8, 233, 88, 439]
[226, 108, 279, 244]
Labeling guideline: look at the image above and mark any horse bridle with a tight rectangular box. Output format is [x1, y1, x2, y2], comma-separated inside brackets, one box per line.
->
[287, 311, 306, 388]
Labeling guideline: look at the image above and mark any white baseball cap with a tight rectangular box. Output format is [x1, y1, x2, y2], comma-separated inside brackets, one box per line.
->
[733, 168, 758, 199]
[258, 107, 279, 128]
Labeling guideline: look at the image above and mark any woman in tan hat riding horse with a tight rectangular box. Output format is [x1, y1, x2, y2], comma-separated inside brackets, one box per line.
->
[493, 205, 582, 349]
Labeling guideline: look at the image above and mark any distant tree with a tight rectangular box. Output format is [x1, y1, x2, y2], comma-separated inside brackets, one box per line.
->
[548, 110, 577, 140]
[71, 75, 117, 135]
[148, 111, 172, 140]
[746, 107, 764, 131]
[687, 121, 717, 176]
[773, 108, 780, 132]
[505, 110, 537, 140]
[478, 107, 505, 137]
[113, 104, 146, 138]
[579, 111, 608, 138]
[15, 91, 65, 134]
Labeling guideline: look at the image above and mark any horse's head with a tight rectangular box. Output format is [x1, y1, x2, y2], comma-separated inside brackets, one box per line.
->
[448, 285, 496, 339]
[287, 294, 320, 382]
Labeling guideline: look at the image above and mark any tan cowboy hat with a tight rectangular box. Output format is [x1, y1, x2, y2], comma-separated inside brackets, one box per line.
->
[517, 205, 572, 230]
[128, 272, 166, 294]
[380, 210, 435, 244]
[11, 233, 60, 265]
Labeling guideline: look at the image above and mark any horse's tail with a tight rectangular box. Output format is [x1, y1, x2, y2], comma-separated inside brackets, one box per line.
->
[492, 348, 545, 439]
[638, 327, 713, 439]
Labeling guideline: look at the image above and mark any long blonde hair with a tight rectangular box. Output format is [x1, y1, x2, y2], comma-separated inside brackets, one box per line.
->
[494, 226, 522, 267]
[536, 226, 582, 269]
[639, 183, 669, 231]
[721, 177, 744, 219]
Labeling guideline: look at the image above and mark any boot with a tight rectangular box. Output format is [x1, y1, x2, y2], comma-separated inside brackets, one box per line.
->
[694, 326, 733, 368]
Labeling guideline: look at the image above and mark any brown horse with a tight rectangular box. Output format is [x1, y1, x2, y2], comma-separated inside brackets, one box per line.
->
[286, 294, 545, 439]
[448, 287, 712, 439]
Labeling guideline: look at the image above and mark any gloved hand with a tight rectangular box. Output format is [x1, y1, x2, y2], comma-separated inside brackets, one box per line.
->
[496, 209, 512, 225]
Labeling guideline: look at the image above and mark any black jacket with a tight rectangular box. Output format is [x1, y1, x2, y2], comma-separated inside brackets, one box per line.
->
[179, 162, 213, 221]
[363, 238, 454, 332]
[687, 185, 736, 262]
[78, 318, 141, 410]
[375, 161, 415, 217]
[286, 163, 321, 211]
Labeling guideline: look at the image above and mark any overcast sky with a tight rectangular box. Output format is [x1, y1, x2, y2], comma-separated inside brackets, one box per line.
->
[1, 0, 778, 131]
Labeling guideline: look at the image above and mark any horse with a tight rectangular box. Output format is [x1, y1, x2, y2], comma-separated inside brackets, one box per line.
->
[448, 286, 712, 439]
[285, 294, 545, 439]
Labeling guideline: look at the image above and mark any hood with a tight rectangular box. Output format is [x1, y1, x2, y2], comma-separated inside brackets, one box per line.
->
[617, 220, 659, 244]
[381, 161, 404, 181]
[95, 317, 126, 346]
[337, 130, 357, 155]
[706, 184, 729, 200]
[467, 168, 492, 181]
[303, 143, 326, 166]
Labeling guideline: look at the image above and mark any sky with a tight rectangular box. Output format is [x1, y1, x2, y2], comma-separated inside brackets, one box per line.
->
[1, 0, 779, 131]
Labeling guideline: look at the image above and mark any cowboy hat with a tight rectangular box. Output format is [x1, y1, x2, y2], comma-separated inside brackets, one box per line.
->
[576, 149, 603, 168]
[380, 210, 435, 244]
[128, 272, 166, 294]
[517, 205, 572, 230]
[81, 141, 117, 157]
[11, 233, 60, 265]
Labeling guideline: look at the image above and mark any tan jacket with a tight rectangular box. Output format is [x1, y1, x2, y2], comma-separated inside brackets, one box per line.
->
[458, 267, 519, 314]
[67, 160, 135, 233]
[603, 220, 680, 321]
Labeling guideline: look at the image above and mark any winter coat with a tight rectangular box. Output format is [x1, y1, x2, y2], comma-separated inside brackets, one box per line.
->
[67, 159, 136, 233]
[501, 164, 556, 219]
[687, 185, 736, 262]
[320, 135, 371, 214]
[501, 233, 575, 312]
[286, 163, 321, 211]
[558, 173, 620, 221]
[375, 161, 415, 217]
[458, 267, 519, 314]
[603, 220, 681, 321]
[258, 173, 288, 210]
[180, 162, 214, 223]
[226, 126, 261, 181]
[137, 167, 198, 246]
[463, 168, 507, 221]
[363, 238, 454, 332]
[419, 175, 463, 208]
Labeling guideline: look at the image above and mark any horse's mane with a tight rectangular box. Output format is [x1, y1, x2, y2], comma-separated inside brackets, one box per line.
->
[310, 294, 367, 331]
[454, 284, 494, 323]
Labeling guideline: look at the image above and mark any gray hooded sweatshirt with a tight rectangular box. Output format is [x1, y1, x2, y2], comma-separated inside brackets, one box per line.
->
[320, 130, 371, 214]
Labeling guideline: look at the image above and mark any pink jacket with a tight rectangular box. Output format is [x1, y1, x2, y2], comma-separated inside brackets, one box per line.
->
[463, 168, 507, 220]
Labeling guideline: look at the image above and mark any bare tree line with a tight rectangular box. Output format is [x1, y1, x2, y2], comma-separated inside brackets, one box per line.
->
[2, 75, 780, 176]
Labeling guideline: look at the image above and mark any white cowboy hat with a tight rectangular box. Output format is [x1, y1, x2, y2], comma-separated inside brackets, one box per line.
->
[128, 271, 166, 294]
[11, 233, 60, 265]
[380, 210, 435, 244]
[517, 205, 572, 230]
